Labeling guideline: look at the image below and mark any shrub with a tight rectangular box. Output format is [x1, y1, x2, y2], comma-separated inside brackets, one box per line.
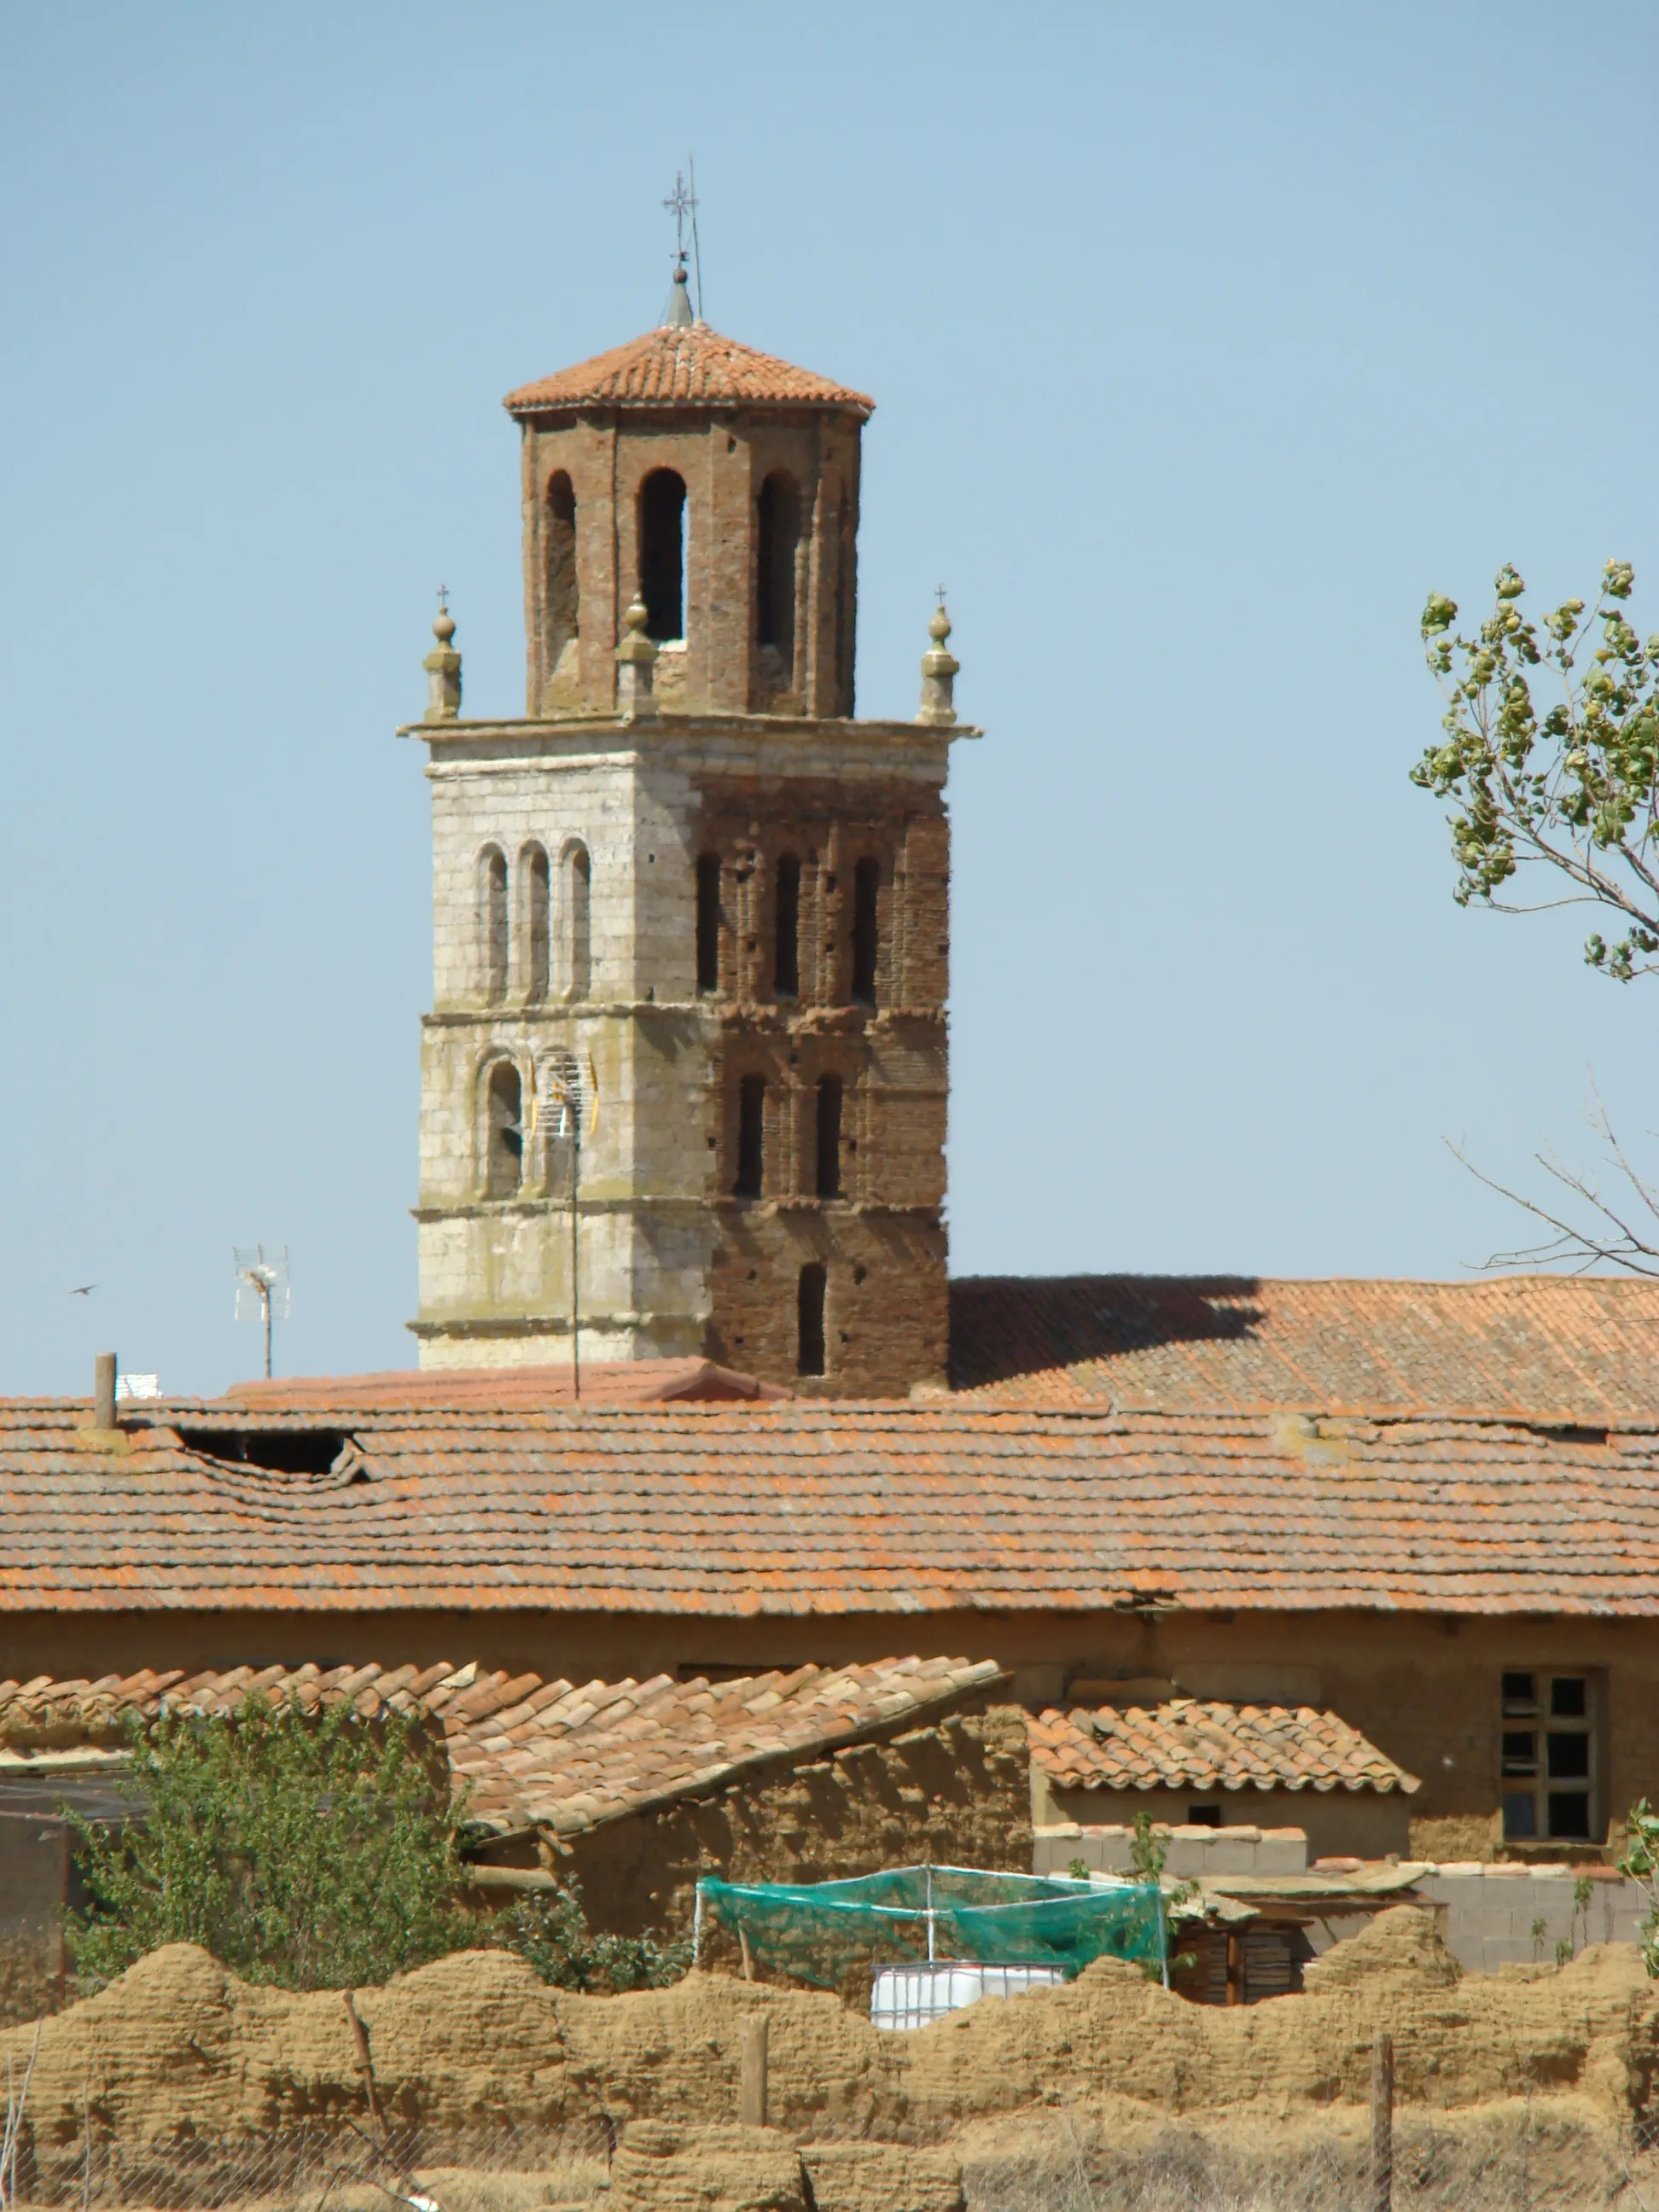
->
[486, 1881, 690, 1993]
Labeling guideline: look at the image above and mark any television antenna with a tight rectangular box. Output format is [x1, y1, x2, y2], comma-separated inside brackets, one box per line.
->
[532, 1052, 599, 1400]
[233, 1244, 290, 1380]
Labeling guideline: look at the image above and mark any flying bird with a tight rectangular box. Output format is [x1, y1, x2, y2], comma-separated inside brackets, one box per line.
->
[70, 1284, 96, 1296]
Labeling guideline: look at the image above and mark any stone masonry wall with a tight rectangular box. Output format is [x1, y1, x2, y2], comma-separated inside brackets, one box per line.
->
[416, 726, 954, 1389]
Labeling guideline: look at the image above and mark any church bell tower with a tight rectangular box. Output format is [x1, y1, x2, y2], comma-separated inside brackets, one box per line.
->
[406, 265, 973, 1394]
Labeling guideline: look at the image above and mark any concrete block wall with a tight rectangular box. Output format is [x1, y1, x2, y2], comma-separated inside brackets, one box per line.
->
[1415, 1864, 1650, 1975]
[1034, 1821, 1313, 1881]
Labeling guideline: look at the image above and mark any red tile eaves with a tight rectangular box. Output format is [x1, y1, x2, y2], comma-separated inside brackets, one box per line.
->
[504, 325, 873, 417]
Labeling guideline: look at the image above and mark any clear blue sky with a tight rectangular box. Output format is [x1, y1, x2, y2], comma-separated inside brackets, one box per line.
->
[3, 2, 1655, 1396]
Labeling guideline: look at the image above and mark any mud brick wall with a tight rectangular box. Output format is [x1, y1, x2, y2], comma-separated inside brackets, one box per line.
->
[562, 1707, 1032, 1937]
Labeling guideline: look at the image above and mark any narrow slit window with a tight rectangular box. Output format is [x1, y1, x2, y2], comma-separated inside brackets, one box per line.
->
[815, 1075, 842, 1199]
[523, 845, 550, 1002]
[852, 857, 880, 1004]
[696, 853, 721, 994]
[486, 1061, 523, 1199]
[639, 469, 688, 642]
[797, 1263, 827, 1377]
[567, 844, 591, 1000]
[544, 471, 579, 677]
[774, 855, 800, 998]
[480, 847, 509, 1004]
[735, 1076, 765, 1197]
[756, 473, 800, 680]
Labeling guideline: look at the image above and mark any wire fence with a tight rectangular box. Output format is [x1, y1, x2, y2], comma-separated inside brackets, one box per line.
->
[0, 2104, 1652, 2211]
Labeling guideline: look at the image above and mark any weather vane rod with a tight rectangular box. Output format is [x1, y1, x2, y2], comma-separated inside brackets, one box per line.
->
[662, 160, 704, 321]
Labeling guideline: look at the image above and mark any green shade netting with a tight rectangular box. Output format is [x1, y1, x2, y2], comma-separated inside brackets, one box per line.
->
[695, 1865, 1166, 1988]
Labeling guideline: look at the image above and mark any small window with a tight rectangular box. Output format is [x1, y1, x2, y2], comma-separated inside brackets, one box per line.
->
[696, 854, 721, 994]
[566, 844, 591, 1000]
[486, 1061, 523, 1199]
[852, 857, 880, 1004]
[1187, 1805, 1222, 1829]
[480, 847, 509, 1004]
[522, 844, 550, 1002]
[815, 1075, 842, 1199]
[639, 469, 687, 642]
[1500, 1671, 1598, 1842]
[735, 1075, 765, 1198]
[797, 1262, 826, 1377]
[774, 855, 800, 998]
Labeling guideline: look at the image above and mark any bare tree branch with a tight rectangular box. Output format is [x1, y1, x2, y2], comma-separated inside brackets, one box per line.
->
[1449, 1088, 1659, 1278]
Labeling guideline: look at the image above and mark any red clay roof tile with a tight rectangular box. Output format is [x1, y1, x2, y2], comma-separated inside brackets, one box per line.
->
[504, 325, 873, 418]
[1028, 1699, 1419, 1796]
[0, 1656, 1004, 1836]
[0, 1398, 1655, 1618]
[950, 1274, 1659, 1417]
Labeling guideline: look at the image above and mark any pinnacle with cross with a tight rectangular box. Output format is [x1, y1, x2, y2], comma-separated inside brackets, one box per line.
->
[662, 170, 697, 262]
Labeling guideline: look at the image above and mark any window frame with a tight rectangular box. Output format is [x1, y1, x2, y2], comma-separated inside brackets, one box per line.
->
[1499, 1668, 1602, 1844]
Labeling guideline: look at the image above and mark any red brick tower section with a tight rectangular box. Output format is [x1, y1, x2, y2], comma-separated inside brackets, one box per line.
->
[492, 281, 971, 1395]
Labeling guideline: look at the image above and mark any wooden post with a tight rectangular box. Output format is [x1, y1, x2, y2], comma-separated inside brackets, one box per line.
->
[739, 1924, 755, 1982]
[1370, 2030, 1394, 2212]
[739, 2014, 769, 2128]
[342, 1990, 386, 2144]
[1225, 1932, 1243, 2005]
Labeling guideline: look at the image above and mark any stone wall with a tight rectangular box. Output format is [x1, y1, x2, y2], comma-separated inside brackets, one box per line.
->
[562, 1706, 1033, 1937]
[415, 725, 956, 1391]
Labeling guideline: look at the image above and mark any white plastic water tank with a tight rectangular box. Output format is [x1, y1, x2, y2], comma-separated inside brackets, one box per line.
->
[869, 1961, 1066, 2032]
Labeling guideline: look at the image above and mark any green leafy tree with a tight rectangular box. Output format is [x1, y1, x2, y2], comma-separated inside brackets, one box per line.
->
[68, 1697, 473, 1991]
[1412, 564, 1659, 1276]
[1412, 560, 1659, 981]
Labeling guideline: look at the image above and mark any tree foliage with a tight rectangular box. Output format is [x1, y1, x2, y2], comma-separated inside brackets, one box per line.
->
[1618, 1798, 1659, 1978]
[1412, 561, 1659, 981]
[68, 1698, 474, 1991]
[68, 1696, 691, 1998]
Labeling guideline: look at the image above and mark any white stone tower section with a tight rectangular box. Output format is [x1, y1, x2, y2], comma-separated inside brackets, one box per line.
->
[405, 276, 975, 1393]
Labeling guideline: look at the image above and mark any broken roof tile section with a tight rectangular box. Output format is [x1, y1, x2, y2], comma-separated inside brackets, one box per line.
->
[504, 325, 874, 419]
[950, 1273, 1659, 1419]
[5, 1398, 1659, 1619]
[1029, 1699, 1419, 1797]
[0, 1656, 1007, 1837]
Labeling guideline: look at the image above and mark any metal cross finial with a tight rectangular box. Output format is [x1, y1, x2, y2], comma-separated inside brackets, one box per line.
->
[935, 583, 948, 604]
[663, 170, 697, 259]
[437, 585, 450, 613]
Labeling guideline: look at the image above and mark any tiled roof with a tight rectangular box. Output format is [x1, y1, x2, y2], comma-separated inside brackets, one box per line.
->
[0, 1656, 1005, 1836]
[222, 1360, 783, 1412]
[2, 1400, 1657, 1617]
[949, 1274, 1659, 1418]
[1029, 1699, 1420, 1796]
[504, 325, 874, 418]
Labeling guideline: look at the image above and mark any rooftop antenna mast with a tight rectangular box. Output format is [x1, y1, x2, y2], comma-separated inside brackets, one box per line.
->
[536, 1056, 599, 1400]
[233, 1244, 290, 1381]
[662, 164, 703, 322]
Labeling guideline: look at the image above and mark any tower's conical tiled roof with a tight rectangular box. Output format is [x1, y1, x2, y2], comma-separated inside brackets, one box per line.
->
[504, 323, 873, 418]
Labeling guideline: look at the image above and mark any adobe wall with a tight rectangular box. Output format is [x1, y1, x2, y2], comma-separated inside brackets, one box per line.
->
[1043, 1784, 1413, 1864]
[559, 1706, 1032, 1937]
[3, 1912, 1658, 2203]
[14, 1607, 1659, 1858]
